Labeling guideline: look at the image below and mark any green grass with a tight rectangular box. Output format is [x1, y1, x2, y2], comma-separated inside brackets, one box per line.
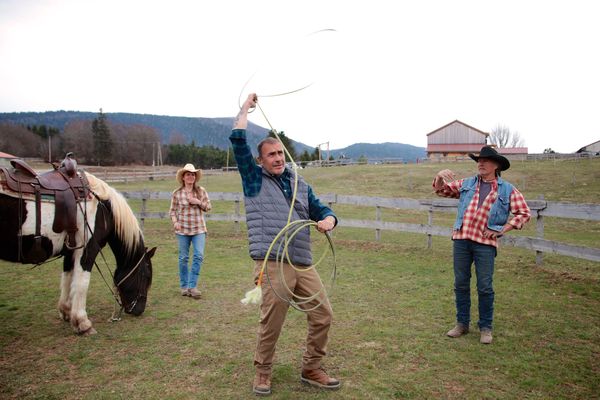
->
[1, 159, 599, 399]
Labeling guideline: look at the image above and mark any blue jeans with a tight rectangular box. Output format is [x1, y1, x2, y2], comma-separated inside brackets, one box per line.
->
[177, 233, 206, 289]
[453, 239, 496, 330]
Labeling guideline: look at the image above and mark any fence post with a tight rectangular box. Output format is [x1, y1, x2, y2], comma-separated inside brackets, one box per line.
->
[234, 199, 240, 233]
[375, 205, 381, 241]
[140, 190, 148, 231]
[536, 194, 545, 265]
[427, 206, 433, 249]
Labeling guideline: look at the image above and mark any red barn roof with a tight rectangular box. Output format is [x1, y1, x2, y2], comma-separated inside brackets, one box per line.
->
[0, 151, 17, 159]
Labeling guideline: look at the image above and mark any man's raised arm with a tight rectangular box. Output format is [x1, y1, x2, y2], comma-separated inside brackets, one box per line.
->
[233, 93, 257, 130]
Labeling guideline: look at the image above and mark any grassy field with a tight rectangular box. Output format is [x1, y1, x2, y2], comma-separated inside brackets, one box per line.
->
[1, 158, 599, 399]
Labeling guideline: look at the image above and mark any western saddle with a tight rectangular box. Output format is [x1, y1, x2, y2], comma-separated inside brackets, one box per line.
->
[0, 153, 91, 253]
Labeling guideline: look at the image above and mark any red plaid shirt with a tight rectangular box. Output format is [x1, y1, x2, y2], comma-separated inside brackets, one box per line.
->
[169, 186, 211, 235]
[433, 176, 531, 247]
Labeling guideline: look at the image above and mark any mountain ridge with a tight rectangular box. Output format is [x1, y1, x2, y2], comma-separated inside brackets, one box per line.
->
[0, 110, 426, 161]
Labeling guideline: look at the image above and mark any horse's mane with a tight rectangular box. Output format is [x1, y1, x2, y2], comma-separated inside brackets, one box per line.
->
[84, 172, 141, 252]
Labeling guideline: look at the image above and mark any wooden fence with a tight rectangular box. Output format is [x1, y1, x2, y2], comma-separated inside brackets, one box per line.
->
[120, 191, 600, 264]
[82, 167, 229, 183]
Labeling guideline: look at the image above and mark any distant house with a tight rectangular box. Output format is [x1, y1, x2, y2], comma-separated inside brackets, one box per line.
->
[576, 140, 600, 155]
[0, 151, 17, 167]
[426, 120, 528, 160]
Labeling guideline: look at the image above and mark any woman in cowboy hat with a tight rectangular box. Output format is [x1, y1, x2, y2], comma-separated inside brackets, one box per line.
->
[169, 164, 212, 299]
[433, 146, 531, 344]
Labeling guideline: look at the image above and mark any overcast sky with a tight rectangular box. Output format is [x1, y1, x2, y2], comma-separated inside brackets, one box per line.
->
[1, 0, 599, 153]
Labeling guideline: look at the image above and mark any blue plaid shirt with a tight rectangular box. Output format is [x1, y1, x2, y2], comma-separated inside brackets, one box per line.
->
[230, 129, 337, 224]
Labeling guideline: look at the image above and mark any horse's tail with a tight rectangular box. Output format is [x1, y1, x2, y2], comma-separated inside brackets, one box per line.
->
[84, 172, 141, 252]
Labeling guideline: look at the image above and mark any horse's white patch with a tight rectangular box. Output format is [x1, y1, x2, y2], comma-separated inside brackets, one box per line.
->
[71, 268, 91, 307]
[19, 198, 99, 256]
[58, 270, 73, 318]
[70, 267, 92, 332]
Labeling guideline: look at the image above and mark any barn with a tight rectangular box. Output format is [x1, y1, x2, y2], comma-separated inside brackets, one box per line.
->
[426, 120, 488, 160]
[576, 140, 600, 155]
[0, 151, 18, 167]
[426, 120, 528, 160]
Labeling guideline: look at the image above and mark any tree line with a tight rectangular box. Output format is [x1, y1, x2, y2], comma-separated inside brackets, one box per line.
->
[0, 110, 233, 168]
[0, 110, 162, 166]
[268, 130, 329, 163]
[0, 111, 330, 168]
[166, 142, 233, 169]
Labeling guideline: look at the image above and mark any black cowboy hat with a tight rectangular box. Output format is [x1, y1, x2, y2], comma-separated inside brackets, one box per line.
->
[468, 145, 510, 171]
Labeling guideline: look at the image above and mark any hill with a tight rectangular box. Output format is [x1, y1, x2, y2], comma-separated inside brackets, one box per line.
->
[0, 111, 425, 161]
[330, 142, 426, 161]
[0, 110, 299, 156]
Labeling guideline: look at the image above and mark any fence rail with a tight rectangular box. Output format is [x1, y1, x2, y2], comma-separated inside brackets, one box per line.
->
[81, 167, 228, 183]
[120, 191, 600, 264]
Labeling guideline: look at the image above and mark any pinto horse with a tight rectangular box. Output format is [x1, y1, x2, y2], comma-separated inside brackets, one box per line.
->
[0, 162, 155, 335]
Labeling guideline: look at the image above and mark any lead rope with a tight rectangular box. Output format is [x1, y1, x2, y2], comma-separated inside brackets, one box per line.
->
[240, 101, 336, 312]
[76, 185, 134, 322]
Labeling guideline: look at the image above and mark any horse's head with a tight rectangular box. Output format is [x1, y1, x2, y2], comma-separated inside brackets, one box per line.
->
[115, 246, 156, 316]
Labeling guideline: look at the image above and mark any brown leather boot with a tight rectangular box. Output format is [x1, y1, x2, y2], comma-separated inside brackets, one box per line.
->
[301, 367, 341, 390]
[480, 329, 493, 344]
[446, 323, 469, 338]
[253, 371, 271, 396]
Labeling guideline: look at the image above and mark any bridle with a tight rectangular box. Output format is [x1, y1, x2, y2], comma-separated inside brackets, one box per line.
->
[111, 251, 150, 319]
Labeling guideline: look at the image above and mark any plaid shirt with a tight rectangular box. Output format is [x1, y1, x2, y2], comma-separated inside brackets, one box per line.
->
[169, 187, 211, 235]
[434, 176, 531, 247]
[229, 129, 337, 224]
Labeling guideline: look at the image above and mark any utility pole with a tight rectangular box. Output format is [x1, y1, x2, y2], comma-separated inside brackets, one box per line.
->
[317, 141, 330, 166]
[157, 142, 163, 166]
[152, 142, 155, 167]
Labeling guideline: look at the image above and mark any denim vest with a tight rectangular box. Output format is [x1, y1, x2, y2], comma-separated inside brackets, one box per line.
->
[244, 168, 312, 266]
[453, 176, 513, 232]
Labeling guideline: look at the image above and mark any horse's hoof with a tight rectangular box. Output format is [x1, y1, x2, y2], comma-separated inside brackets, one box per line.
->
[73, 318, 94, 335]
[79, 326, 97, 336]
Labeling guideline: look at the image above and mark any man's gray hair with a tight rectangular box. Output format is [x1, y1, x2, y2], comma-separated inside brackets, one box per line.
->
[257, 137, 280, 157]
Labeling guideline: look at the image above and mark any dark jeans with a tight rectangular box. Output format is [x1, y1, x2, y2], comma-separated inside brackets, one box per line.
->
[453, 239, 497, 330]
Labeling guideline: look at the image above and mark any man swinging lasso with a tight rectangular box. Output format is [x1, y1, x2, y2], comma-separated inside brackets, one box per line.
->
[231, 93, 341, 396]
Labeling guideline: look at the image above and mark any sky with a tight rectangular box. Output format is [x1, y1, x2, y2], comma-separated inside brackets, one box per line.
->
[1, 0, 599, 154]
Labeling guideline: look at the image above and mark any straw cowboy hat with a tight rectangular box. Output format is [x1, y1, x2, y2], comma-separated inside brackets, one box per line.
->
[176, 163, 202, 185]
[469, 145, 511, 171]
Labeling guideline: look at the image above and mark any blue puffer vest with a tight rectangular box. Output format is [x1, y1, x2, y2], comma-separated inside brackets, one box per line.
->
[244, 168, 313, 266]
[454, 176, 513, 232]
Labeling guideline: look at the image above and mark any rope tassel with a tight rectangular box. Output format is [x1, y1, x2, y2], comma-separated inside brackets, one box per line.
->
[240, 285, 263, 305]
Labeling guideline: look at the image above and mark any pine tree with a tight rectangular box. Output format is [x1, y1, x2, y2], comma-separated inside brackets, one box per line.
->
[312, 147, 320, 161]
[92, 108, 113, 165]
[299, 150, 311, 162]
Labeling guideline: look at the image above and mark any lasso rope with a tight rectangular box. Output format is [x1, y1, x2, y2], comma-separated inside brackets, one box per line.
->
[237, 28, 337, 111]
[238, 82, 314, 112]
[240, 101, 336, 312]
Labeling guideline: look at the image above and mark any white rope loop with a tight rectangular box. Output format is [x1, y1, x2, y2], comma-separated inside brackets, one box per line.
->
[265, 219, 334, 311]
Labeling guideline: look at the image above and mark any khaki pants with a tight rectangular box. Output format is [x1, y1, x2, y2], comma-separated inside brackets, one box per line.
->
[253, 259, 333, 374]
